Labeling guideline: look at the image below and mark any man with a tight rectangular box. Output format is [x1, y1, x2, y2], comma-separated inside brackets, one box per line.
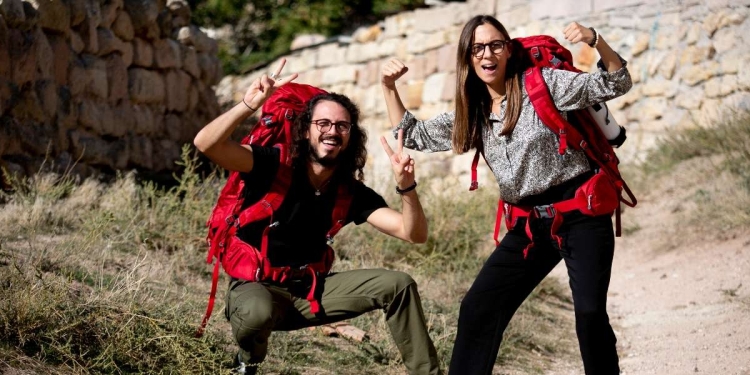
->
[193, 59, 441, 375]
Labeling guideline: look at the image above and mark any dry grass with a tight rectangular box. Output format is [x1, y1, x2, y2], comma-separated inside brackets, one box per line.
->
[620, 109, 750, 249]
[0, 146, 575, 374]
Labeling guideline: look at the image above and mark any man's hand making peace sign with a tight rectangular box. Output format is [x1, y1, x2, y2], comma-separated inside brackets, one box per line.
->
[380, 129, 416, 192]
[243, 58, 298, 111]
[193, 59, 297, 173]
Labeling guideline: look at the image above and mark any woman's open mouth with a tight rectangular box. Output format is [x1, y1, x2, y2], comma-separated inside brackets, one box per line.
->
[481, 63, 498, 74]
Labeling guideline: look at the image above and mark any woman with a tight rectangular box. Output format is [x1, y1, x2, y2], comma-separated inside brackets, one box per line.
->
[380, 15, 632, 375]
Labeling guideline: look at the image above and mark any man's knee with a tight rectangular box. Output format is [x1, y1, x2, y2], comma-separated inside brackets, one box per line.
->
[230, 298, 274, 341]
[387, 270, 417, 292]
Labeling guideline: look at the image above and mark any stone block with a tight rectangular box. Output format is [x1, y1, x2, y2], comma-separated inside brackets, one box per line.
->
[78, 98, 113, 134]
[35, 28, 53, 79]
[406, 81, 424, 110]
[674, 86, 704, 110]
[357, 60, 380, 88]
[182, 44, 199, 78]
[176, 25, 213, 53]
[112, 11, 134, 41]
[35, 79, 57, 120]
[153, 38, 181, 69]
[67, 57, 89, 96]
[157, 9, 172, 39]
[437, 44, 457, 73]
[128, 67, 165, 103]
[441, 72, 456, 102]
[9, 29, 37, 86]
[165, 69, 190, 112]
[317, 43, 347, 68]
[11, 84, 45, 122]
[106, 53, 128, 101]
[125, 0, 159, 40]
[132, 37, 153, 67]
[681, 60, 721, 86]
[100, 1, 120, 29]
[529, 0, 592, 20]
[69, 30, 84, 53]
[46, 34, 70, 86]
[406, 31, 446, 55]
[1, 0, 25, 28]
[83, 54, 108, 98]
[68, 0, 86, 26]
[423, 73, 447, 104]
[321, 64, 358, 86]
[27, 0, 70, 33]
[70, 129, 113, 166]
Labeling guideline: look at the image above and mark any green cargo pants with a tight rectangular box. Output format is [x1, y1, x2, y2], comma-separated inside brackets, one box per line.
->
[225, 268, 441, 375]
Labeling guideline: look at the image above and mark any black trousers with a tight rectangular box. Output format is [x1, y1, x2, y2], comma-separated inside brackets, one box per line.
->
[448, 211, 620, 375]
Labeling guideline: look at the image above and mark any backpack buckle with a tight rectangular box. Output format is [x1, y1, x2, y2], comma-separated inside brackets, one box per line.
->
[530, 46, 540, 60]
[262, 116, 273, 126]
[534, 204, 556, 219]
[326, 235, 334, 245]
[549, 56, 562, 67]
[269, 221, 280, 228]
[285, 109, 293, 120]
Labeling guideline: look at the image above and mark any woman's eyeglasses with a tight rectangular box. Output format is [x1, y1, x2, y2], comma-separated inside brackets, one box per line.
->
[311, 119, 352, 134]
[471, 40, 508, 58]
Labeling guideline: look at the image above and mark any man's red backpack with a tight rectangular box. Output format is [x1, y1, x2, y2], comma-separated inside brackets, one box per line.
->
[469, 35, 637, 257]
[196, 83, 351, 337]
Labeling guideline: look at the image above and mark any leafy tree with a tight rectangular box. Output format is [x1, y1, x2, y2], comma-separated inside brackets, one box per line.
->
[188, 0, 428, 74]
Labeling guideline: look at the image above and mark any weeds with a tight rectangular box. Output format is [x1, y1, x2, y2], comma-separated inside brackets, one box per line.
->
[0, 146, 574, 374]
[635, 109, 750, 230]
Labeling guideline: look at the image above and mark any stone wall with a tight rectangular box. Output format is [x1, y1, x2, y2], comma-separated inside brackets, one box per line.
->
[217, 0, 750, 188]
[0, 0, 221, 178]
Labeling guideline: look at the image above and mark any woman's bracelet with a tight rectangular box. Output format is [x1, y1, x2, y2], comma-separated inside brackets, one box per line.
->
[396, 181, 417, 195]
[242, 98, 258, 112]
[588, 27, 599, 48]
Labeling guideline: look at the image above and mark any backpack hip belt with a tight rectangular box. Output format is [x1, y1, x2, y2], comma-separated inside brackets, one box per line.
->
[494, 169, 623, 259]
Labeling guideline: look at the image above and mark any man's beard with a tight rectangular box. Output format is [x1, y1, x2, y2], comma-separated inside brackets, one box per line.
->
[307, 137, 342, 168]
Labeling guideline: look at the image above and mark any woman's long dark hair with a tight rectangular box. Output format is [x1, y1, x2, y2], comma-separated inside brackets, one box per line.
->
[453, 15, 526, 154]
[291, 93, 367, 182]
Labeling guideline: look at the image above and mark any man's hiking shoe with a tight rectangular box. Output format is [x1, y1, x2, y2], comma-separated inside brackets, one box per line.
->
[232, 353, 258, 375]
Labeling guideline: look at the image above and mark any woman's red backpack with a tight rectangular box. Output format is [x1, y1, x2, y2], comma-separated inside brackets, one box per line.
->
[469, 35, 637, 256]
[196, 83, 352, 336]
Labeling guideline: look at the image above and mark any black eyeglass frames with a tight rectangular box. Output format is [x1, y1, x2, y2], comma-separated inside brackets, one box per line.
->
[311, 119, 352, 134]
[471, 40, 508, 58]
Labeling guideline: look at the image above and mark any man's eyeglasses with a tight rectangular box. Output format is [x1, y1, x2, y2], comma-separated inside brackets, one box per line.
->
[311, 119, 352, 134]
[471, 40, 508, 58]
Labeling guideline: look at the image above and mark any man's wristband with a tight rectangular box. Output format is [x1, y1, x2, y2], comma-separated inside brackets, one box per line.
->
[396, 181, 417, 195]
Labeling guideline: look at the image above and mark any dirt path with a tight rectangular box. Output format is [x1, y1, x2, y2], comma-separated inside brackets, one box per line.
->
[545, 161, 750, 374]
[612, 229, 750, 375]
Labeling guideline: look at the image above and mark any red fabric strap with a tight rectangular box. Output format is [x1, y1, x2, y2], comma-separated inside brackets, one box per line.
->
[306, 267, 321, 314]
[195, 256, 221, 338]
[470, 150, 480, 191]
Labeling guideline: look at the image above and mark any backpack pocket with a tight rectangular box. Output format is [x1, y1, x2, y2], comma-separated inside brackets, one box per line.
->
[575, 170, 620, 216]
[222, 236, 263, 282]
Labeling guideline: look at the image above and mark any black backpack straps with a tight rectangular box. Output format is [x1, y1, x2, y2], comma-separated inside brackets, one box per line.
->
[326, 182, 354, 244]
[234, 162, 293, 233]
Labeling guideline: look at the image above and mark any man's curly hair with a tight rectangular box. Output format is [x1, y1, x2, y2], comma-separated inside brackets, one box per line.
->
[291, 93, 368, 182]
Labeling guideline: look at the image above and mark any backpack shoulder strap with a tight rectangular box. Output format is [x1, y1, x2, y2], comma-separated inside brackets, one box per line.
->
[524, 66, 573, 156]
[326, 182, 354, 243]
[234, 144, 293, 228]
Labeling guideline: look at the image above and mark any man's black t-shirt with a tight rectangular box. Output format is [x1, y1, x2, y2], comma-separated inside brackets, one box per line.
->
[236, 145, 387, 268]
